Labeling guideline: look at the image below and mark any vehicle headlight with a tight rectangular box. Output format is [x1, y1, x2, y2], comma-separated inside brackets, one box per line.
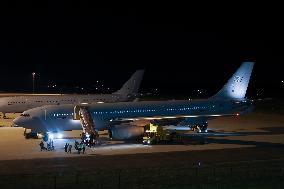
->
[49, 133, 54, 139]
[57, 133, 63, 139]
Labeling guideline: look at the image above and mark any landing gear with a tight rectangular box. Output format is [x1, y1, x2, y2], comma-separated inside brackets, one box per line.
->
[197, 125, 207, 133]
[108, 127, 113, 139]
[190, 122, 208, 133]
[24, 129, 39, 139]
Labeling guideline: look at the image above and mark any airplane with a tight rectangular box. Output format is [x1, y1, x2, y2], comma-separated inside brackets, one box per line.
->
[13, 62, 254, 140]
[0, 70, 144, 118]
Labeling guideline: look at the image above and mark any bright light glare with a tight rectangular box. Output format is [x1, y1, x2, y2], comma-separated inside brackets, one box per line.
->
[57, 133, 63, 139]
[70, 119, 80, 124]
[49, 133, 54, 139]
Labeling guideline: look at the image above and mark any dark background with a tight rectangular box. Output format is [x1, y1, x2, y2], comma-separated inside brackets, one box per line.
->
[1, 5, 283, 98]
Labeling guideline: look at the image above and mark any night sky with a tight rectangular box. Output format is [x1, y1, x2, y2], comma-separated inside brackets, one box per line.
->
[1, 6, 283, 98]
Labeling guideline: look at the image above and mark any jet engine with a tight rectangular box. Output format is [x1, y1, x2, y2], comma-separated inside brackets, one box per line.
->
[108, 125, 145, 140]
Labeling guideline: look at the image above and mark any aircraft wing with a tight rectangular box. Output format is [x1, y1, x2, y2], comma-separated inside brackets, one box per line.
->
[116, 113, 239, 122]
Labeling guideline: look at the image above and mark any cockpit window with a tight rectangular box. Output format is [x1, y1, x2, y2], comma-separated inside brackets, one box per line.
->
[20, 114, 30, 117]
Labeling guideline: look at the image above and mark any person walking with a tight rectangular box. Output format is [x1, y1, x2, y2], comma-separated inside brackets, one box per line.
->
[82, 143, 86, 154]
[39, 141, 45, 151]
[68, 144, 72, 154]
[64, 143, 69, 153]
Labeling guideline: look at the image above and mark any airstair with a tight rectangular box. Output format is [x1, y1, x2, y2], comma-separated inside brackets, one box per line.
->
[74, 106, 96, 136]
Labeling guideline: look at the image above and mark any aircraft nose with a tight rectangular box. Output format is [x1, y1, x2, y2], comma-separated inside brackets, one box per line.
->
[13, 116, 48, 133]
[13, 116, 31, 128]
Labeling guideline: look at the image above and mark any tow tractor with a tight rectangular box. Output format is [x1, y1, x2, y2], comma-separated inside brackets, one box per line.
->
[142, 123, 209, 145]
[142, 123, 182, 145]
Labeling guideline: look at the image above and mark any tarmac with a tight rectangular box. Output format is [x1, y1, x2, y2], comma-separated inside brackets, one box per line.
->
[0, 112, 284, 174]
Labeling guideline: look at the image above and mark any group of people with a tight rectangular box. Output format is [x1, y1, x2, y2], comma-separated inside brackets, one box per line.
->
[64, 142, 73, 154]
[39, 138, 89, 154]
[74, 140, 86, 154]
[64, 140, 86, 154]
[39, 140, 54, 151]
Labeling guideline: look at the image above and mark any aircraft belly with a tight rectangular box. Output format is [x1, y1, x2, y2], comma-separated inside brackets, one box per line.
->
[49, 119, 81, 132]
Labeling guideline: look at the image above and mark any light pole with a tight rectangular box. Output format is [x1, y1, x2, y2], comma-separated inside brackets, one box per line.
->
[32, 72, 35, 94]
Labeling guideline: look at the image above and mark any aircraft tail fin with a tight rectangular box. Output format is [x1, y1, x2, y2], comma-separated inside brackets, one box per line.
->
[113, 70, 144, 96]
[211, 62, 254, 100]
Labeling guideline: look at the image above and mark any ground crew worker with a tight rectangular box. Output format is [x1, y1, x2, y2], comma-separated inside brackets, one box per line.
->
[39, 141, 45, 151]
[68, 144, 72, 154]
[82, 143, 86, 154]
[64, 143, 69, 153]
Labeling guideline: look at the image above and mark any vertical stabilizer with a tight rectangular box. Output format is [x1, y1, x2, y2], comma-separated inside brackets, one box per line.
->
[113, 70, 144, 96]
[211, 62, 254, 100]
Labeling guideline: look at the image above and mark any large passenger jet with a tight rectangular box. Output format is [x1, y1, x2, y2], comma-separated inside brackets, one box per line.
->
[14, 62, 254, 140]
[0, 70, 144, 117]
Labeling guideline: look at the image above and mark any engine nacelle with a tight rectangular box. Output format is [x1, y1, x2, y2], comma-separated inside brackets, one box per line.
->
[109, 125, 145, 140]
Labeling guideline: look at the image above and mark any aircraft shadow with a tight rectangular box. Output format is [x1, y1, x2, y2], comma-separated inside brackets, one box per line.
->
[205, 126, 284, 136]
[203, 137, 284, 147]
[181, 126, 284, 147]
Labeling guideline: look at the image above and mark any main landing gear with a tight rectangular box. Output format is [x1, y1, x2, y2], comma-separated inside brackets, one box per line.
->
[191, 122, 208, 133]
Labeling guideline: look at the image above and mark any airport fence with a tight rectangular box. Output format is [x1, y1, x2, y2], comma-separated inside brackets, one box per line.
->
[1, 159, 284, 189]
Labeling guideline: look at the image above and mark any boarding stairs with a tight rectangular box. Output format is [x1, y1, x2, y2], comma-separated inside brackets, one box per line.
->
[78, 107, 96, 135]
